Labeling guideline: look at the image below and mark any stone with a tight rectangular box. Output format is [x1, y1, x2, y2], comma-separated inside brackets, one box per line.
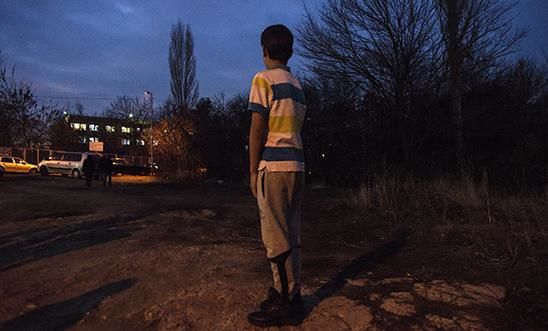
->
[457, 314, 485, 330]
[380, 277, 414, 285]
[380, 298, 415, 317]
[460, 283, 505, 306]
[347, 278, 369, 287]
[425, 314, 457, 329]
[144, 305, 164, 321]
[368, 293, 382, 302]
[305, 296, 373, 331]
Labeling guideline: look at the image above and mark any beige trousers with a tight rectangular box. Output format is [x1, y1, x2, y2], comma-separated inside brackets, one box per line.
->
[257, 170, 304, 300]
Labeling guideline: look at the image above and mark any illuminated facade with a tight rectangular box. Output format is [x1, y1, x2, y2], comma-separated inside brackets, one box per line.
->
[65, 114, 149, 154]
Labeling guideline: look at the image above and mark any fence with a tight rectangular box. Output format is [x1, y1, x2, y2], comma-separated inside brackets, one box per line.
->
[0, 147, 149, 166]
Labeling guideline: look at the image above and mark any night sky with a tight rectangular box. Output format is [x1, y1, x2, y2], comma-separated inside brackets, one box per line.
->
[1, 0, 547, 114]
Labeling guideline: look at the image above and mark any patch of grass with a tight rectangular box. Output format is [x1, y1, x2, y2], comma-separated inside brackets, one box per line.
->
[352, 174, 547, 265]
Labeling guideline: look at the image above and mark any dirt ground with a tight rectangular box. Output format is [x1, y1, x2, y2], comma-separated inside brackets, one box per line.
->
[0, 174, 542, 330]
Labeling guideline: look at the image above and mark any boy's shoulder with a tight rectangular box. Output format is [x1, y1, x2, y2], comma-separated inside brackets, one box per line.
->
[252, 67, 299, 86]
[252, 69, 270, 81]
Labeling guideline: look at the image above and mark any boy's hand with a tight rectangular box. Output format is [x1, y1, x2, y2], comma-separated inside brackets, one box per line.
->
[250, 172, 258, 199]
[249, 112, 266, 199]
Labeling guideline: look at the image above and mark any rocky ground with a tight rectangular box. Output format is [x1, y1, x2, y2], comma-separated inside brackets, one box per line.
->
[0, 174, 543, 330]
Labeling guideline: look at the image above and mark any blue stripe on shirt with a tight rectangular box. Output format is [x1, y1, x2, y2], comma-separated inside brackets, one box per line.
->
[262, 147, 304, 162]
[271, 83, 306, 104]
[248, 102, 269, 117]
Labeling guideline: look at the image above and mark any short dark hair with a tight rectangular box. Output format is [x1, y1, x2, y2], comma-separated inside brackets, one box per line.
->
[261, 24, 293, 64]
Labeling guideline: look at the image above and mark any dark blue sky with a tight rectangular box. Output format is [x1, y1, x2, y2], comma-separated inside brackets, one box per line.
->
[1, 0, 547, 114]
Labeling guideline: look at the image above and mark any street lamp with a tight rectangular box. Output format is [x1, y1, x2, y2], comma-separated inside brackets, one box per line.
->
[144, 91, 154, 166]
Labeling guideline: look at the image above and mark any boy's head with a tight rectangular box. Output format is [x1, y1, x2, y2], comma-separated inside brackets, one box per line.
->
[261, 24, 293, 65]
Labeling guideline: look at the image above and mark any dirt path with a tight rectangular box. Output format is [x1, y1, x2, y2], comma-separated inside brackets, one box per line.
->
[0, 175, 511, 330]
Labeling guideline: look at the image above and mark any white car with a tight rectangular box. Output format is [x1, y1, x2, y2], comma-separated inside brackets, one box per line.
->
[38, 151, 100, 178]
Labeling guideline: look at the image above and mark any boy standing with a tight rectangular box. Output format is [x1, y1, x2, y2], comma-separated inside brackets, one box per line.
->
[247, 24, 306, 327]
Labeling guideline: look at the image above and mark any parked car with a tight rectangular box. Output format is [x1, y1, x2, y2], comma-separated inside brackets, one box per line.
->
[38, 151, 100, 178]
[0, 155, 39, 174]
[0, 164, 4, 177]
[112, 158, 150, 176]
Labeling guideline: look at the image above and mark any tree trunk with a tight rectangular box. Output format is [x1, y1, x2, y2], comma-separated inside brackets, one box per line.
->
[447, 0, 466, 176]
[450, 84, 465, 175]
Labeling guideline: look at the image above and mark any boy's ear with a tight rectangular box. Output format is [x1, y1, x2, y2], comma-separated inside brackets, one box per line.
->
[262, 46, 269, 59]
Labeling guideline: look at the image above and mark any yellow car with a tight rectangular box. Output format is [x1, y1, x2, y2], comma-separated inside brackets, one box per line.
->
[0, 155, 39, 174]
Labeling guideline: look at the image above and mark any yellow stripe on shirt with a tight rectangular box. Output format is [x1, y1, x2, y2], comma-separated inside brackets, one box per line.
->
[269, 116, 303, 133]
[252, 76, 272, 92]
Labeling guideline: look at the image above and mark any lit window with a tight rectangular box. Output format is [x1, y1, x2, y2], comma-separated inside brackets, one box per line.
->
[71, 123, 87, 130]
[121, 126, 132, 133]
[122, 139, 131, 145]
[89, 137, 99, 142]
[137, 139, 145, 146]
[106, 125, 116, 133]
[79, 137, 87, 143]
[136, 127, 141, 132]
[89, 124, 99, 131]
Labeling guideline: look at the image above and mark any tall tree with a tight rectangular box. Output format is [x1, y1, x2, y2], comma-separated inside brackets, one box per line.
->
[169, 21, 199, 113]
[298, 0, 440, 167]
[435, 0, 525, 174]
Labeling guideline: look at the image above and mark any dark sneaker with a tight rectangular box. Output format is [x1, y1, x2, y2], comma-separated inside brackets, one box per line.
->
[247, 300, 304, 327]
[249, 289, 305, 327]
[259, 287, 283, 311]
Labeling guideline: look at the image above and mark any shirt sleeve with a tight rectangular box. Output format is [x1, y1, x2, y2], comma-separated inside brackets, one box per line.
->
[247, 72, 271, 118]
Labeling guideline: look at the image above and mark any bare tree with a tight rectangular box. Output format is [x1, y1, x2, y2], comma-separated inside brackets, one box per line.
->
[152, 105, 197, 177]
[298, 0, 441, 166]
[48, 109, 79, 150]
[104, 96, 149, 122]
[169, 21, 199, 113]
[0, 65, 58, 147]
[74, 102, 84, 115]
[435, 0, 525, 174]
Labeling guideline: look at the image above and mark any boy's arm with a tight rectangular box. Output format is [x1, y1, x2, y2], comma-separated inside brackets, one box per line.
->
[249, 112, 267, 198]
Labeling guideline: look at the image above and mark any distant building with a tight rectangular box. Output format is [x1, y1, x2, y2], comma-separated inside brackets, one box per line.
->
[65, 114, 149, 155]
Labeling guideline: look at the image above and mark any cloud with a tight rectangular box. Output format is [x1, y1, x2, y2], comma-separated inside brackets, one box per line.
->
[2, 0, 544, 114]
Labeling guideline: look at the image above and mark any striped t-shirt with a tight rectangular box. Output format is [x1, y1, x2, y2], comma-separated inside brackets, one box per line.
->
[248, 65, 306, 172]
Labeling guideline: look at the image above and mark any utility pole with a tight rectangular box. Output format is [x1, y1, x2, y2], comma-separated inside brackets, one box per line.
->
[144, 91, 154, 166]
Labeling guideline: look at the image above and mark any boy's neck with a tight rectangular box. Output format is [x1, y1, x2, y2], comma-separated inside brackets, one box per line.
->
[264, 58, 288, 70]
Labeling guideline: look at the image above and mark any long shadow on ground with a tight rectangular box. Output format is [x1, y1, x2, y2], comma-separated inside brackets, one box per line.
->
[303, 228, 410, 317]
[0, 214, 149, 272]
[0, 278, 137, 331]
